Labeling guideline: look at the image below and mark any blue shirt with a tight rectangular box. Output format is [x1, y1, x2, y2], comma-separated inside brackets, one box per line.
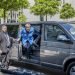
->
[18, 27, 34, 47]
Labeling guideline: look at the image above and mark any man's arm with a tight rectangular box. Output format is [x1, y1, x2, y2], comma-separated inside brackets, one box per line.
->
[10, 37, 15, 42]
[33, 29, 41, 45]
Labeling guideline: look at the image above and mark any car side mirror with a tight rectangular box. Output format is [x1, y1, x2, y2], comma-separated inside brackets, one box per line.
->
[57, 35, 71, 43]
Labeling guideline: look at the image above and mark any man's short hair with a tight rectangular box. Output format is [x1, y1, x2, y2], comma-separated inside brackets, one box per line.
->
[25, 22, 31, 27]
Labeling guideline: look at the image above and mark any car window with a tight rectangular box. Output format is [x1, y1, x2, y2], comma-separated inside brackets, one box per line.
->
[62, 23, 75, 40]
[45, 24, 66, 41]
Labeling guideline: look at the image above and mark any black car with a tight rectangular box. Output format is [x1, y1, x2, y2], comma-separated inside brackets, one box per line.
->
[1, 21, 75, 75]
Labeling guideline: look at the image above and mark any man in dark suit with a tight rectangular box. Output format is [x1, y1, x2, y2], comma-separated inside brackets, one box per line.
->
[0, 25, 13, 69]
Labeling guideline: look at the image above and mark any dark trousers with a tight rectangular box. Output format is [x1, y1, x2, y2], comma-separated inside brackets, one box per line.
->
[22, 45, 33, 59]
[1, 49, 11, 69]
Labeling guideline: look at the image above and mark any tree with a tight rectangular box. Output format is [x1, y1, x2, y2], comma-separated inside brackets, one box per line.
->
[18, 0, 29, 9]
[30, 0, 46, 21]
[30, 0, 60, 21]
[0, 9, 3, 18]
[18, 13, 27, 23]
[0, 0, 11, 22]
[9, 0, 29, 23]
[0, 0, 29, 23]
[60, 3, 75, 21]
[45, 0, 60, 21]
[62, 0, 65, 4]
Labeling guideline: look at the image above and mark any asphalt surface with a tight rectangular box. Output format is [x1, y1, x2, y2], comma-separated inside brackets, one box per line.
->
[0, 70, 65, 75]
[0, 44, 65, 75]
[0, 73, 9, 75]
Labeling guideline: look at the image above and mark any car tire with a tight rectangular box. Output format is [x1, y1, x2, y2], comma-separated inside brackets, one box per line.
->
[66, 62, 75, 75]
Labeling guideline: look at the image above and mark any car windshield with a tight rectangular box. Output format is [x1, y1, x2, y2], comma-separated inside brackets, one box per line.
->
[61, 23, 75, 39]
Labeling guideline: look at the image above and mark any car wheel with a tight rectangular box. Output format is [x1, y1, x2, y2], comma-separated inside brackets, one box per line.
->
[66, 62, 75, 75]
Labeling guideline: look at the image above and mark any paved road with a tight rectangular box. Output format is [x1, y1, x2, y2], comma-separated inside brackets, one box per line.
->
[0, 44, 65, 75]
[0, 72, 65, 75]
[0, 73, 10, 75]
[0, 71, 65, 75]
[0, 66, 65, 75]
[0, 65, 65, 75]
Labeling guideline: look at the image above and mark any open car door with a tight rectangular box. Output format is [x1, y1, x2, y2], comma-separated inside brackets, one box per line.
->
[18, 23, 42, 64]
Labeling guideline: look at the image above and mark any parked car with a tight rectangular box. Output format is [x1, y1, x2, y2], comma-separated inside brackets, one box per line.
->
[1, 21, 75, 75]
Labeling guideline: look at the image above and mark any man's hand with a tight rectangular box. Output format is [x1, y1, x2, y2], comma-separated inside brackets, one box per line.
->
[12, 38, 20, 43]
[16, 38, 20, 42]
[13, 38, 16, 41]
[0, 50, 2, 54]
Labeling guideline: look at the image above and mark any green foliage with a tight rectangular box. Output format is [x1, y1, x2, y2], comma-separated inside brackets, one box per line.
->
[18, 13, 27, 22]
[60, 3, 75, 19]
[30, 0, 60, 21]
[0, 9, 8, 18]
[0, 9, 3, 18]
[0, 0, 29, 22]
[18, 0, 29, 9]
[0, 0, 29, 10]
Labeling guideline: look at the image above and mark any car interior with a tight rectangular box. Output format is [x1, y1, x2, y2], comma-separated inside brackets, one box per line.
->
[45, 25, 67, 41]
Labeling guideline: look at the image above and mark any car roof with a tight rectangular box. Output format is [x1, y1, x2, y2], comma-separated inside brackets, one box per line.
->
[0, 21, 72, 26]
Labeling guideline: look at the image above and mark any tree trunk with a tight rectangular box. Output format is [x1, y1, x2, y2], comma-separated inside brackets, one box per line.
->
[3, 9, 6, 23]
[10, 10, 13, 23]
[46, 14, 47, 21]
[40, 15, 44, 21]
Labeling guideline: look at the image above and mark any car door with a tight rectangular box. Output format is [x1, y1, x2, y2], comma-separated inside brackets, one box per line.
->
[40, 23, 71, 66]
[30, 24, 41, 61]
